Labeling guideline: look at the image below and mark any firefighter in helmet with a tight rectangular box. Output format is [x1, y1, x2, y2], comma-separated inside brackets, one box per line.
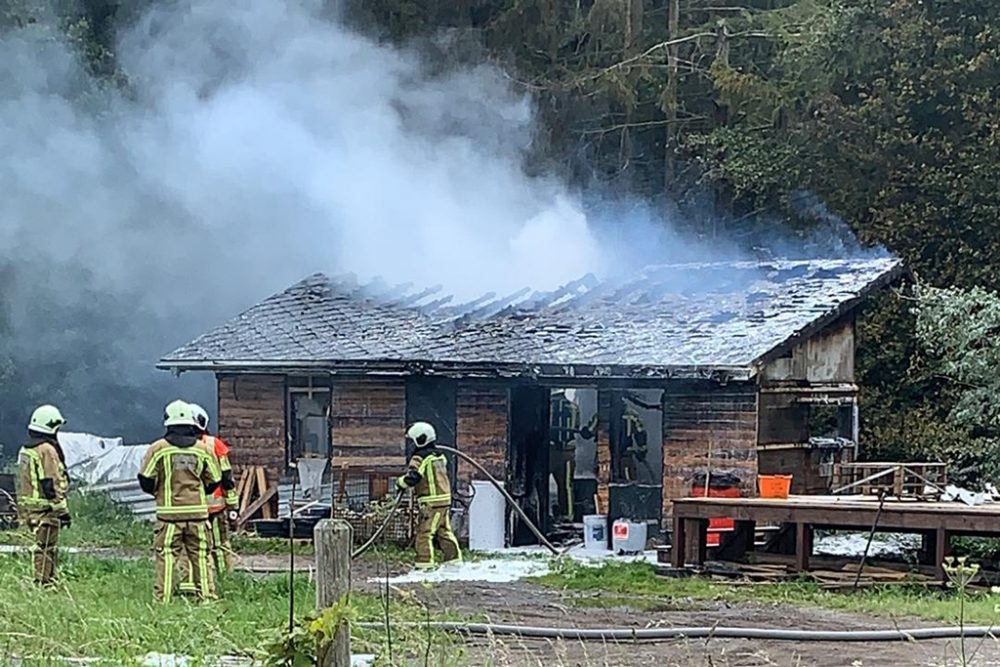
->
[177, 403, 238, 594]
[549, 390, 597, 520]
[138, 400, 222, 602]
[396, 422, 462, 569]
[18, 405, 70, 585]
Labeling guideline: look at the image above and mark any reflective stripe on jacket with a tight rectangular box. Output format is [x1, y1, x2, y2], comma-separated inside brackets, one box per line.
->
[140, 438, 222, 522]
[409, 452, 452, 507]
[18, 441, 69, 516]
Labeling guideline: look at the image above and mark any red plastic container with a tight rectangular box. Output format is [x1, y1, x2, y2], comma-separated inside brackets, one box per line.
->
[692, 483, 740, 547]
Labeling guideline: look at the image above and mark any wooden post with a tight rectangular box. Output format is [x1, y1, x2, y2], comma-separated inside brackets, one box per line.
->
[671, 514, 686, 568]
[683, 518, 708, 567]
[315, 519, 351, 667]
[935, 527, 950, 582]
[794, 522, 813, 572]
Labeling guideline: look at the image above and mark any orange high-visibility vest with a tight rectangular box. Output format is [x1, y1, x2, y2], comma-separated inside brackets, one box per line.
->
[200, 435, 236, 513]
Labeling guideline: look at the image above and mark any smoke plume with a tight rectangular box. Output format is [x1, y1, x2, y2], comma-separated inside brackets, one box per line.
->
[0, 0, 859, 448]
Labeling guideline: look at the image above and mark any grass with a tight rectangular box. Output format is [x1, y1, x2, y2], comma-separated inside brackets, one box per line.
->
[0, 491, 467, 664]
[534, 559, 1000, 625]
[0, 552, 468, 665]
[0, 490, 152, 550]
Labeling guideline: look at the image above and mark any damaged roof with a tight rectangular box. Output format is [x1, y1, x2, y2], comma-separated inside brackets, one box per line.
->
[158, 258, 903, 380]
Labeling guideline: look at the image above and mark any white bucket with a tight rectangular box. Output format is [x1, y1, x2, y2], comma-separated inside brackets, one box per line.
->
[583, 514, 608, 550]
[612, 519, 648, 555]
[469, 480, 506, 551]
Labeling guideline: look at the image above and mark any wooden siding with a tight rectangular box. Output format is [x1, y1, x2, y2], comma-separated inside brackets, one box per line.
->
[217, 374, 286, 484]
[331, 379, 406, 467]
[456, 383, 508, 482]
[762, 318, 855, 384]
[662, 383, 758, 518]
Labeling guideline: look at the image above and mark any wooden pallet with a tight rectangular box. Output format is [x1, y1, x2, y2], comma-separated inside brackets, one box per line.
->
[832, 462, 947, 499]
[235, 466, 276, 530]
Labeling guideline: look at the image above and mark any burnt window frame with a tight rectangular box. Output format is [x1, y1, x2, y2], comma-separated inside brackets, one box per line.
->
[285, 375, 333, 469]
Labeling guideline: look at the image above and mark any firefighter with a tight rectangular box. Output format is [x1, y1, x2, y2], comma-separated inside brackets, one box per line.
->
[621, 402, 654, 482]
[138, 400, 222, 602]
[395, 422, 462, 569]
[548, 391, 597, 520]
[177, 403, 238, 595]
[17, 405, 70, 586]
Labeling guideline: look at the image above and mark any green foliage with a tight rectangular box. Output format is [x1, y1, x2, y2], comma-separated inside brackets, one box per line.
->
[911, 284, 1000, 481]
[262, 599, 358, 667]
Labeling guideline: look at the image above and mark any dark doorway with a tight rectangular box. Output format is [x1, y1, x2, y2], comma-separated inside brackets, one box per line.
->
[508, 385, 550, 546]
[405, 377, 458, 483]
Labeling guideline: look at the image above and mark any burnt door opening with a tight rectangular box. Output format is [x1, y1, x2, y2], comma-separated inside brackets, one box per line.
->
[508, 385, 550, 546]
[405, 377, 458, 484]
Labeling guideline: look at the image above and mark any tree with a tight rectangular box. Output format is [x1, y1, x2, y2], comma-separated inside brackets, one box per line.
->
[912, 285, 1000, 483]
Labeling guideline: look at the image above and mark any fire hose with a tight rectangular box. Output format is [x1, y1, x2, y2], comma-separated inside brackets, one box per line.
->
[360, 621, 998, 643]
[351, 444, 562, 559]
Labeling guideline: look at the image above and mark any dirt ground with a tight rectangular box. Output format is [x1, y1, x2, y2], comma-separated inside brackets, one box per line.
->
[403, 580, 1000, 667]
[236, 553, 999, 666]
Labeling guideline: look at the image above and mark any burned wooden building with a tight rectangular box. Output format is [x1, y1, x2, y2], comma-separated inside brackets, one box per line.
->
[158, 258, 903, 542]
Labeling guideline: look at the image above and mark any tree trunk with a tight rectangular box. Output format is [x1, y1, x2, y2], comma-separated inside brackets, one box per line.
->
[664, 0, 680, 195]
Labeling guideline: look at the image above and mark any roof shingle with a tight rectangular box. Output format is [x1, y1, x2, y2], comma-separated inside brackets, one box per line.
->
[159, 258, 903, 378]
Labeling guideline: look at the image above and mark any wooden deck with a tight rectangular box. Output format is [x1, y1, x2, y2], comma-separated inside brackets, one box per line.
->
[671, 495, 1000, 577]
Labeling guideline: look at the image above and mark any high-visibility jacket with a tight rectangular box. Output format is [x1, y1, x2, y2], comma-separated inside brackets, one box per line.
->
[623, 412, 648, 461]
[18, 438, 69, 518]
[138, 436, 222, 522]
[549, 395, 597, 452]
[198, 435, 238, 513]
[401, 449, 452, 508]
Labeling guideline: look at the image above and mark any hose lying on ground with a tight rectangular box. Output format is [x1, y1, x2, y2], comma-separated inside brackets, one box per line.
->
[351, 444, 562, 559]
[360, 621, 998, 643]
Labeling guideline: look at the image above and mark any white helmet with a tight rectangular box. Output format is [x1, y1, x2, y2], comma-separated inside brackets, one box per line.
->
[163, 400, 198, 428]
[406, 421, 436, 448]
[190, 403, 210, 432]
[29, 404, 66, 435]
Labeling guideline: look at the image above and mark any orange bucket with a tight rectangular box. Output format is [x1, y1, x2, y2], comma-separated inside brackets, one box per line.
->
[758, 474, 793, 499]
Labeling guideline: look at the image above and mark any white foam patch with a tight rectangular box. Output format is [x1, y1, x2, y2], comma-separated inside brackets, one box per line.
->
[814, 532, 921, 558]
[376, 546, 661, 584]
[381, 558, 551, 584]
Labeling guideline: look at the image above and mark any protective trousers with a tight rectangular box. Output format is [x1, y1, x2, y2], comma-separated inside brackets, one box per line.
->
[154, 519, 215, 602]
[178, 512, 230, 593]
[414, 505, 462, 568]
[28, 516, 60, 585]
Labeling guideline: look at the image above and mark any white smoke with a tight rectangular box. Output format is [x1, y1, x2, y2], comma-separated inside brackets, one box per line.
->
[0, 0, 623, 442]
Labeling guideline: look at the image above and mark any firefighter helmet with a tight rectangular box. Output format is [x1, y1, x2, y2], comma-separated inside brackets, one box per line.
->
[29, 404, 66, 435]
[406, 421, 436, 448]
[163, 400, 197, 427]
[190, 403, 210, 432]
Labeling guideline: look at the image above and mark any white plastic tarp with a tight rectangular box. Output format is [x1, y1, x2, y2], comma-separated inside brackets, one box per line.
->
[59, 431, 150, 486]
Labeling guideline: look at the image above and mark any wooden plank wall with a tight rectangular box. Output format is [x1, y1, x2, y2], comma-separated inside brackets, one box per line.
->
[662, 383, 759, 518]
[217, 374, 286, 484]
[331, 379, 406, 468]
[595, 390, 612, 513]
[455, 383, 508, 482]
